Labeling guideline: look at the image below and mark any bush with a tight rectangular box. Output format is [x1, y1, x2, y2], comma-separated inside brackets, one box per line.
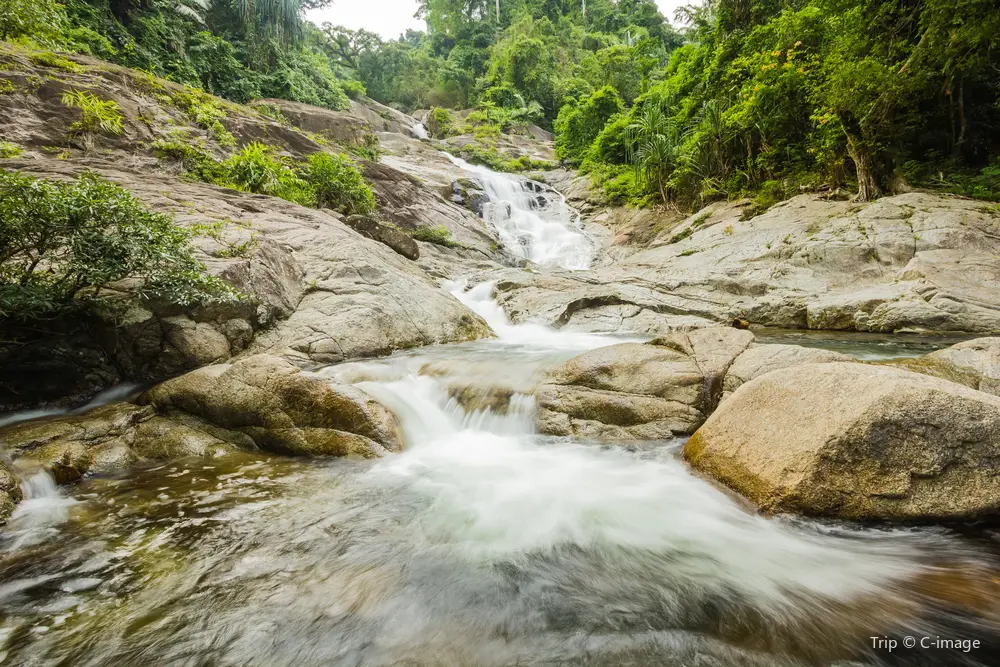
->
[427, 107, 456, 139]
[409, 224, 458, 247]
[587, 113, 630, 165]
[60, 89, 123, 148]
[150, 139, 227, 184]
[341, 79, 366, 100]
[174, 90, 236, 146]
[29, 51, 83, 73]
[555, 86, 624, 163]
[0, 142, 21, 158]
[222, 142, 313, 205]
[0, 169, 234, 321]
[301, 152, 376, 215]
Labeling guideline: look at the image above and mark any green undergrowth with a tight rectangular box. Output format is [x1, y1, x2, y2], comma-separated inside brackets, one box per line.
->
[0, 168, 236, 323]
[152, 139, 376, 216]
[408, 224, 460, 248]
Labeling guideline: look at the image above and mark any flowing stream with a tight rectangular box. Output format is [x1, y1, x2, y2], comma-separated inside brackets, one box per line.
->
[1, 165, 999, 666]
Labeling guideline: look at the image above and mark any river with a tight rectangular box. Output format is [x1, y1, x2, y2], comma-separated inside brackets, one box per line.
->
[0, 159, 997, 667]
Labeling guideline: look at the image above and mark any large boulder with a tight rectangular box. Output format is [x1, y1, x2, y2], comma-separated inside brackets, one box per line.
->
[536, 328, 753, 439]
[891, 337, 1000, 397]
[141, 354, 401, 457]
[343, 214, 419, 260]
[721, 344, 854, 397]
[685, 363, 1000, 521]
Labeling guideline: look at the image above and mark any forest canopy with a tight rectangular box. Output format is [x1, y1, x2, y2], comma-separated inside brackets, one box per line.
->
[3, 0, 998, 208]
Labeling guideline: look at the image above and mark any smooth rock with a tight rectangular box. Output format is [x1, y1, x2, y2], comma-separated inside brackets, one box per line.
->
[686, 363, 1000, 521]
[537, 327, 753, 439]
[141, 354, 401, 457]
[891, 337, 1000, 397]
[344, 214, 419, 260]
[721, 344, 855, 397]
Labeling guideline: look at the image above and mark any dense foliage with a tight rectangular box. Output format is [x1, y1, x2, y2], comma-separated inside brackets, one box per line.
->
[151, 140, 377, 214]
[574, 0, 1000, 207]
[0, 169, 234, 321]
[342, 0, 999, 207]
[325, 0, 681, 120]
[2, 0, 356, 110]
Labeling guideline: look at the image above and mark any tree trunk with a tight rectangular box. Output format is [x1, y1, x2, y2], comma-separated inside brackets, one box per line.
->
[847, 136, 881, 202]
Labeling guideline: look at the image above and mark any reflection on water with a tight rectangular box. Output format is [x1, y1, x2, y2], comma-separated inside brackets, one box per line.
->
[755, 328, 977, 360]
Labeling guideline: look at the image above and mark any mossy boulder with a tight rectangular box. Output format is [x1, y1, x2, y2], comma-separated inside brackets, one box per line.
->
[686, 362, 1000, 521]
[140, 354, 401, 457]
[889, 337, 1000, 397]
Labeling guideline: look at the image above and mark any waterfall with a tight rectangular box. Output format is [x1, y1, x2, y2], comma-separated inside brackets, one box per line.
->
[445, 153, 594, 270]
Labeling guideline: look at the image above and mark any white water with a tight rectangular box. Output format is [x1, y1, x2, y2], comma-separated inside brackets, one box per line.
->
[445, 154, 593, 270]
[0, 382, 140, 429]
[446, 278, 617, 350]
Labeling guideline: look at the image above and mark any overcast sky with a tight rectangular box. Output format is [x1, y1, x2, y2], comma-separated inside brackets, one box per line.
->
[307, 0, 691, 40]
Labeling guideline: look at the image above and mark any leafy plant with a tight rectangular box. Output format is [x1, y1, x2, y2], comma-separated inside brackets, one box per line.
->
[0, 79, 15, 95]
[0, 141, 20, 158]
[222, 141, 313, 205]
[251, 101, 289, 125]
[29, 51, 83, 73]
[175, 90, 236, 146]
[60, 89, 124, 148]
[0, 169, 235, 321]
[348, 132, 382, 161]
[301, 152, 376, 215]
[409, 224, 458, 247]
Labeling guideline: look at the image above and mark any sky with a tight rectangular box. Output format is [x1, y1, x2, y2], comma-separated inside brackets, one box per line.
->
[307, 0, 691, 40]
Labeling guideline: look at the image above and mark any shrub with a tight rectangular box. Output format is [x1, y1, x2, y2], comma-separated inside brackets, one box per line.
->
[0, 169, 235, 321]
[0, 141, 20, 158]
[409, 224, 458, 247]
[150, 139, 226, 184]
[555, 86, 624, 163]
[29, 51, 83, 73]
[174, 90, 236, 146]
[222, 142, 313, 205]
[348, 132, 382, 161]
[0, 79, 14, 94]
[301, 152, 376, 215]
[60, 89, 123, 148]
[587, 113, 629, 165]
[251, 101, 289, 125]
[341, 79, 366, 100]
[427, 107, 456, 139]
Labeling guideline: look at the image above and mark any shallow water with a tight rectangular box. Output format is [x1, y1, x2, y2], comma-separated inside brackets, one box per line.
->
[2, 286, 1000, 667]
[2, 165, 998, 666]
[755, 329, 977, 361]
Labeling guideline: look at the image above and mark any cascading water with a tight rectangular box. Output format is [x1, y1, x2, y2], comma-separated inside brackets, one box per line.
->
[1, 169, 999, 666]
[445, 154, 594, 270]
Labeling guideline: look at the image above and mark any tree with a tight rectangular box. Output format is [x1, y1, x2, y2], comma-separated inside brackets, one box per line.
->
[0, 170, 235, 322]
[626, 102, 682, 203]
[320, 24, 381, 68]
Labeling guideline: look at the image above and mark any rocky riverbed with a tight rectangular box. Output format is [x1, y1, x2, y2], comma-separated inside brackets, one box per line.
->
[3, 44, 1000, 667]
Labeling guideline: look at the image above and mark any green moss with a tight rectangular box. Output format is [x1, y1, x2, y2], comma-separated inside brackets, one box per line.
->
[409, 224, 459, 247]
[0, 79, 15, 94]
[29, 51, 84, 73]
[0, 141, 21, 158]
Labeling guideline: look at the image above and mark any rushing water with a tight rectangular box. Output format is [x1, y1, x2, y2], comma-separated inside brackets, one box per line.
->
[2, 162, 1000, 666]
[446, 154, 594, 270]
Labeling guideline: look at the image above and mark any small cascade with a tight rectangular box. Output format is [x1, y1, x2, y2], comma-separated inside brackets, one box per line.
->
[3, 471, 76, 550]
[445, 153, 593, 270]
[0, 382, 140, 429]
